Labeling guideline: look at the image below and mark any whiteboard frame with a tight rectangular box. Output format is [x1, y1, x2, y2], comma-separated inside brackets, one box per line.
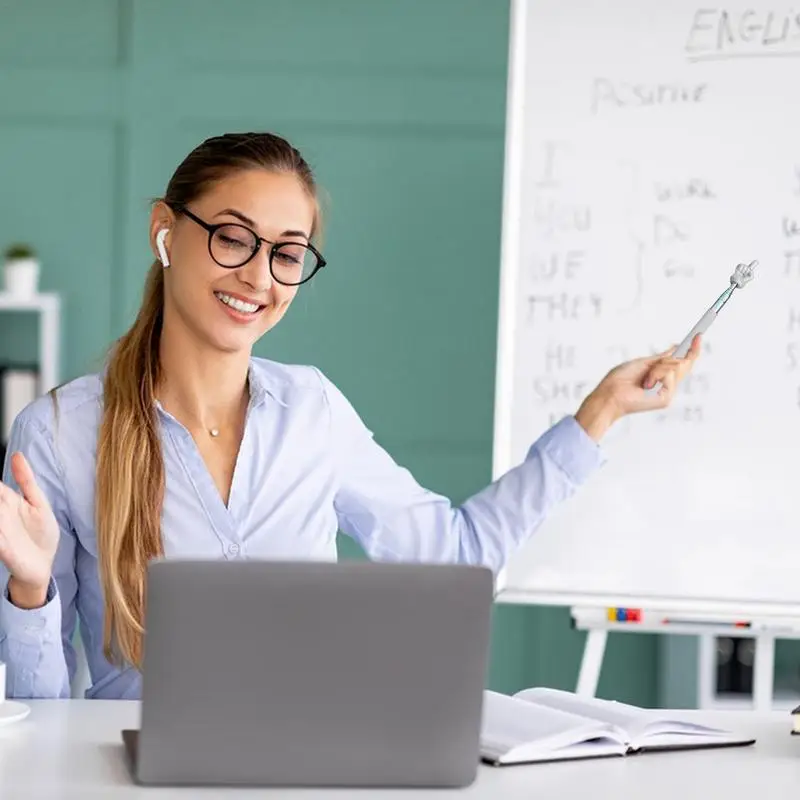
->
[490, 0, 800, 619]
[496, 588, 800, 620]
[491, 0, 527, 481]
[490, 0, 800, 711]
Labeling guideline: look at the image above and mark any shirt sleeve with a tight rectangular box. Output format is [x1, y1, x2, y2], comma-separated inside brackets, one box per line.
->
[0, 407, 77, 699]
[317, 369, 606, 575]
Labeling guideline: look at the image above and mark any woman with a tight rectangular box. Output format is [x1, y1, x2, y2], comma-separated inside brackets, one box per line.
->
[0, 132, 699, 700]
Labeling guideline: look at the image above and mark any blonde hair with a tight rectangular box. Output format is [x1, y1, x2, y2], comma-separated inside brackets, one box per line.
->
[95, 132, 320, 668]
[95, 263, 165, 666]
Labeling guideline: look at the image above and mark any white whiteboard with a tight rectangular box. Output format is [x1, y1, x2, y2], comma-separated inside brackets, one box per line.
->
[493, 0, 800, 614]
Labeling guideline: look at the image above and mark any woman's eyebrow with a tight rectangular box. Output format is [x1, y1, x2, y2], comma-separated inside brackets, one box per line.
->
[214, 207, 257, 227]
[214, 207, 309, 239]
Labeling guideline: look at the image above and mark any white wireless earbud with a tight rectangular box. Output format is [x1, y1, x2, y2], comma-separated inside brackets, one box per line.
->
[156, 228, 170, 267]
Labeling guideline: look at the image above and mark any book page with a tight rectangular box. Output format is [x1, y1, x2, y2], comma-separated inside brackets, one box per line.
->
[514, 688, 731, 744]
[481, 690, 625, 761]
[514, 687, 650, 736]
[635, 718, 728, 742]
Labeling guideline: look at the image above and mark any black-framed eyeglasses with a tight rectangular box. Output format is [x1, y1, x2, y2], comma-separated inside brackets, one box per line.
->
[169, 204, 326, 286]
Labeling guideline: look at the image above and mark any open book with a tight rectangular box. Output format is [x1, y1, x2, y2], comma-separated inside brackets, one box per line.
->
[480, 687, 755, 765]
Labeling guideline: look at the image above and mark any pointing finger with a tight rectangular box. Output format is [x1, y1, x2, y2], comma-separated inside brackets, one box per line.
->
[9, 453, 48, 511]
[643, 363, 679, 390]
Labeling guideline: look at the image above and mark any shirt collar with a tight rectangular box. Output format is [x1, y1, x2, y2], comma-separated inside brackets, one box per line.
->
[247, 358, 288, 409]
[142, 358, 289, 421]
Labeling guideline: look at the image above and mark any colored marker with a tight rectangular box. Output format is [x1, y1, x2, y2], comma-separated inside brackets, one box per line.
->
[606, 607, 643, 622]
[661, 618, 751, 628]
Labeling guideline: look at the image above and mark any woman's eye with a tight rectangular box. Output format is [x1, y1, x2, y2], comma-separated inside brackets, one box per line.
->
[219, 234, 248, 249]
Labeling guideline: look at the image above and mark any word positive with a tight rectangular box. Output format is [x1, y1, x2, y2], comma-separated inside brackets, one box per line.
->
[591, 78, 707, 115]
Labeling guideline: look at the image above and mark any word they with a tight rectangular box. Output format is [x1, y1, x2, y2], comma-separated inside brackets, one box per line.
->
[528, 293, 603, 322]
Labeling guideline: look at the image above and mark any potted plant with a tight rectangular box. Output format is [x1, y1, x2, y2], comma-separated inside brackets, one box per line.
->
[3, 243, 40, 297]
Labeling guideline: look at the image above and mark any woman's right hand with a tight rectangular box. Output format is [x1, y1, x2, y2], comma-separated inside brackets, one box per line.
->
[0, 452, 60, 607]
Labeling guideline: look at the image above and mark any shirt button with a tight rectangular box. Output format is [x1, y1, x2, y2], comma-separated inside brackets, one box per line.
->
[227, 543, 241, 556]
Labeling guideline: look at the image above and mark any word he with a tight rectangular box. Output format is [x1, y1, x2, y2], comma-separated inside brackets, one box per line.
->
[685, 8, 800, 55]
[527, 293, 603, 322]
[529, 250, 586, 281]
[655, 178, 715, 202]
[542, 343, 577, 372]
[591, 78, 707, 115]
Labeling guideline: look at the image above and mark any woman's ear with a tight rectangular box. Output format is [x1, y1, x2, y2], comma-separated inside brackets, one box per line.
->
[149, 201, 175, 267]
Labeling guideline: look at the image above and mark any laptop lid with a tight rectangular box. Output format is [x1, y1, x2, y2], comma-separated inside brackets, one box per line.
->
[134, 559, 494, 787]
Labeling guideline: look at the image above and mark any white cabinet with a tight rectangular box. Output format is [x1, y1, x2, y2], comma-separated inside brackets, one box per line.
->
[0, 292, 61, 393]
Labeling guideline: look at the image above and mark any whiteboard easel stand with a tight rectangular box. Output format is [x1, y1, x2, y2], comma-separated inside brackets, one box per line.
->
[0, 292, 61, 392]
[570, 607, 800, 712]
[576, 628, 608, 696]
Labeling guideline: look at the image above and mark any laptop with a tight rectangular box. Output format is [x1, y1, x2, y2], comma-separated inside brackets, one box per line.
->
[123, 558, 494, 787]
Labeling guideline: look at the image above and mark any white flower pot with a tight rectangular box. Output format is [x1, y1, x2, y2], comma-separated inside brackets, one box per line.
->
[4, 257, 40, 297]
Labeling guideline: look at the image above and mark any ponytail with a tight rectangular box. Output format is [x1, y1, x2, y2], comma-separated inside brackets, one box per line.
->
[95, 262, 165, 668]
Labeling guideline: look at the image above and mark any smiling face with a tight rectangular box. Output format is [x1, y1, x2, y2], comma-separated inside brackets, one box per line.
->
[150, 168, 316, 355]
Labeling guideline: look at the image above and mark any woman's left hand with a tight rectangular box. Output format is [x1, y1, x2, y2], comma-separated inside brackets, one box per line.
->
[574, 334, 702, 441]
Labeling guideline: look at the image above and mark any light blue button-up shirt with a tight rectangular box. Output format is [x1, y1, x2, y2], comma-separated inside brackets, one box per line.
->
[0, 358, 605, 699]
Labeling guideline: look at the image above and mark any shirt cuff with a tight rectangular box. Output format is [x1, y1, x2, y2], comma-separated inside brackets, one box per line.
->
[527, 415, 607, 485]
[0, 577, 60, 645]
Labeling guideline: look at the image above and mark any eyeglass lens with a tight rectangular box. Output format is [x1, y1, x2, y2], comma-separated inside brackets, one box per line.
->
[212, 224, 319, 284]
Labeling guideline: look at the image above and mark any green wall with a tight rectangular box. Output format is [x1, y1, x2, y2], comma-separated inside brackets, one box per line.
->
[0, 0, 658, 705]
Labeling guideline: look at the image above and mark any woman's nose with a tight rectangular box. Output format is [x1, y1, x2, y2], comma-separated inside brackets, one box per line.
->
[236, 247, 273, 292]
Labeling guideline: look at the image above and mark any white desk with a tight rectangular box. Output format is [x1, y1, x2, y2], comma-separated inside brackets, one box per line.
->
[0, 701, 797, 798]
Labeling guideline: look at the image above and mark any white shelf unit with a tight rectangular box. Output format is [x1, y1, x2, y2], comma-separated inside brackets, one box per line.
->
[571, 606, 800, 713]
[698, 633, 800, 713]
[0, 291, 61, 392]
